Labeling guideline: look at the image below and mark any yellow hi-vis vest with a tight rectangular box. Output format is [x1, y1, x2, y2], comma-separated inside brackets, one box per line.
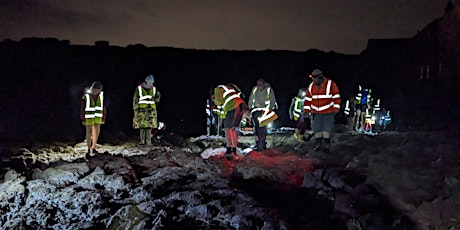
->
[372, 99, 381, 115]
[355, 85, 371, 105]
[251, 87, 276, 109]
[84, 92, 104, 124]
[291, 97, 303, 121]
[137, 85, 157, 109]
[217, 85, 241, 118]
[345, 99, 351, 116]
[251, 108, 278, 127]
[365, 108, 375, 124]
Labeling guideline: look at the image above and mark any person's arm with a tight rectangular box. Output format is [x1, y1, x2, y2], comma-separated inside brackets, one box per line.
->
[80, 96, 86, 122]
[269, 88, 277, 109]
[133, 87, 139, 110]
[303, 84, 312, 114]
[102, 96, 107, 123]
[248, 87, 255, 109]
[289, 98, 295, 119]
[155, 89, 161, 103]
[331, 82, 341, 113]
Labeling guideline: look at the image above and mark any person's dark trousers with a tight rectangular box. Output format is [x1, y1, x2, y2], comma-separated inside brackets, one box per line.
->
[252, 110, 267, 150]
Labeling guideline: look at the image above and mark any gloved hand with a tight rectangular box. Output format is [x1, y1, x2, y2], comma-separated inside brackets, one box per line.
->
[289, 115, 293, 120]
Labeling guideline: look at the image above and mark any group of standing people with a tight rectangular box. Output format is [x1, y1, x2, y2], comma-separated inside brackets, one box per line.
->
[210, 68, 341, 159]
[80, 75, 162, 158]
[344, 84, 392, 133]
[81, 68, 342, 160]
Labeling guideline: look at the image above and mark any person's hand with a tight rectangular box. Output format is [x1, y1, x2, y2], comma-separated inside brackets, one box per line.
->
[289, 115, 293, 120]
[82, 121, 86, 125]
[101, 121, 105, 125]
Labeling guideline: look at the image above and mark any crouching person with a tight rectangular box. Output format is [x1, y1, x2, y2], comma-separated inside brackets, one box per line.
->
[213, 84, 248, 160]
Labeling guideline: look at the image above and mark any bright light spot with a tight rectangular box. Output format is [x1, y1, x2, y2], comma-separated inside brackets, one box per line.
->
[267, 123, 273, 129]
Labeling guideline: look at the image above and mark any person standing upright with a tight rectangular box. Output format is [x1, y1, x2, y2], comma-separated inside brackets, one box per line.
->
[248, 78, 277, 151]
[354, 85, 371, 131]
[303, 69, 341, 152]
[133, 74, 161, 146]
[81, 81, 106, 158]
[213, 84, 249, 160]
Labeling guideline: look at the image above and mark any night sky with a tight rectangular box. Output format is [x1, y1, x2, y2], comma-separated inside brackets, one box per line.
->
[0, 0, 453, 54]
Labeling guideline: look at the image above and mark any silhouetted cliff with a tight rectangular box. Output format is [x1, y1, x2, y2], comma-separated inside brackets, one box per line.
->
[0, 3, 458, 143]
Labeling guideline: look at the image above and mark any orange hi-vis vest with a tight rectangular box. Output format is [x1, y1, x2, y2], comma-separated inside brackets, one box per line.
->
[304, 78, 341, 114]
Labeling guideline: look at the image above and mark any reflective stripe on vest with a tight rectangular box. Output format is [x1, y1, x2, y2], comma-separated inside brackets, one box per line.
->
[292, 97, 303, 120]
[85, 91, 104, 118]
[218, 85, 240, 112]
[251, 108, 278, 127]
[251, 87, 272, 109]
[373, 99, 381, 114]
[344, 100, 350, 116]
[308, 80, 340, 112]
[138, 86, 156, 105]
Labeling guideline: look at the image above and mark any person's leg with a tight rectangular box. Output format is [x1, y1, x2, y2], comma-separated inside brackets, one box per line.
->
[85, 125, 92, 152]
[230, 104, 244, 153]
[322, 131, 330, 152]
[258, 126, 267, 150]
[251, 111, 262, 149]
[314, 132, 323, 151]
[311, 113, 323, 151]
[354, 109, 361, 130]
[295, 116, 305, 142]
[224, 127, 233, 160]
[206, 116, 212, 135]
[230, 127, 239, 152]
[139, 128, 145, 145]
[223, 110, 235, 160]
[91, 124, 101, 153]
[146, 129, 152, 145]
[322, 113, 335, 152]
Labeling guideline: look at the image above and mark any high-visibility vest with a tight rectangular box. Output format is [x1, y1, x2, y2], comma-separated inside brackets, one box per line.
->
[251, 87, 277, 109]
[216, 85, 242, 118]
[379, 111, 392, 126]
[365, 108, 375, 124]
[251, 108, 278, 127]
[304, 78, 341, 114]
[206, 99, 223, 117]
[84, 91, 104, 123]
[291, 97, 303, 121]
[345, 100, 351, 116]
[355, 85, 371, 105]
[372, 99, 381, 115]
[137, 85, 157, 109]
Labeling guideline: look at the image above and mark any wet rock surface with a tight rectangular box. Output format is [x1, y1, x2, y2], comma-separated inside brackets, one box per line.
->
[0, 130, 459, 229]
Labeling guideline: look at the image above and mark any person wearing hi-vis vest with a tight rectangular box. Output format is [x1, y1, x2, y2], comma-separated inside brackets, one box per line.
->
[80, 81, 106, 158]
[133, 75, 161, 146]
[303, 69, 341, 153]
[248, 78, 278, 151]
[289, 88, 309, 142]
[213, 84, 249, 160]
